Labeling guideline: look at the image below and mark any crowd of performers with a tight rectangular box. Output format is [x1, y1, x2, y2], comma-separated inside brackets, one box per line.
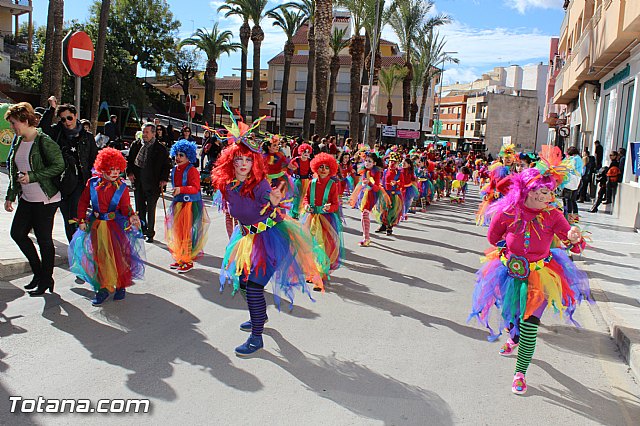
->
[62, 102, 592, 394]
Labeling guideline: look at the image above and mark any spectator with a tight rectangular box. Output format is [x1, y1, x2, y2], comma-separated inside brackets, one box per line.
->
[80, 119, 91, 133]
[34, 107, 45, 126]
[201, 130, 220, 169]
[281, 137, 291, 158]
[126, 123, 171, 243]
[319, 137, 327, 153]
[618, 147, 626, 176]
[155, 124, 168, 147]
[594, 140, 603, 170]
[578, 147, 596, 203]
[328, 136, 338, 157]
[589, 165, 609, 213]
[603, 152, 621, 206]
[166, 124, 176, 147]
[563, 146, 583, 223]
[311, 134, 320, 155]
[39, 96, 98, 242]
[4, 102, 64, 295]
[180, 126, 196, 142]
[103, 114, 120, 142]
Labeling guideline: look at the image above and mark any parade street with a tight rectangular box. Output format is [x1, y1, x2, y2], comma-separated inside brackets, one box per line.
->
[1, 186, 639, 425]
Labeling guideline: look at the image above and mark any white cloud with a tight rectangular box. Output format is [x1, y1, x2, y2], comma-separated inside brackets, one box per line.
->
[442, 67, 481, 86]
[506, 0, 564, 14]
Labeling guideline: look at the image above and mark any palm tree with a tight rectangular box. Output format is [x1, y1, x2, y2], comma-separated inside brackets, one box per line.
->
[415, 28, 457, 141]
[180, 24, 242, 125]
[325, 27, 350, 132]
[313, 0, 333, 137]
[388, 0, 450, 121]
[90, 0, 111, 129]
[243, 0, 269, 121]
[361, 0, 385, 144]
[379, 64, 408, 125]
[51, 0, 64, 102]
[337, 0, 366, 143]
[267, 6, 309, 135]
[218, 0, 252, 117]
[41, 0, 56, 105]
[288, 0, 316, 139]
[409, 53, 426, 122]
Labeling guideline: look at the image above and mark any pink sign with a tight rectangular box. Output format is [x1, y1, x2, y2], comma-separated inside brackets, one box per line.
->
[397, 130, 420, 139]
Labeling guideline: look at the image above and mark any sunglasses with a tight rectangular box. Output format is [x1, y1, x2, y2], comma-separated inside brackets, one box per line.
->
[59, 115, 75, 122]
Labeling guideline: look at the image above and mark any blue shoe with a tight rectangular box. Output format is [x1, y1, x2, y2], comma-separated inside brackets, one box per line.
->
[91, 289, 110, 306]
[235, 334, 264, 357]
[113, 288, 126, 301]
[239, 317, 269, 332]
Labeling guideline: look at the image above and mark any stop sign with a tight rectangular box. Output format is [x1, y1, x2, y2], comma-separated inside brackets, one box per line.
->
[62, 31, 95, 78]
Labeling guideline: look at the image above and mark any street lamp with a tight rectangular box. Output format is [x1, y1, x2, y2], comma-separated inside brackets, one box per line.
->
[267, 101, 278, 134]
[207, 101, 217, 127]
[434, 51, 458, 146]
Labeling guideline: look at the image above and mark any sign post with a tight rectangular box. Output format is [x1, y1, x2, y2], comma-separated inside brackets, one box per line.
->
[61, 31, 95, 118]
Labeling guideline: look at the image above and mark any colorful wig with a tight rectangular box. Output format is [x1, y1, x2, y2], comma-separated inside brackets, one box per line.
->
[94, 147, 126, 174]
[170, 139, 198, 164]
[485, 167, 558, 232]
[311, 153, 338, 176]
[207, 100, 266, 153]
[211, 143, 266, 198]
[389, 152, 401, 163]
[298, 143, 312, 154]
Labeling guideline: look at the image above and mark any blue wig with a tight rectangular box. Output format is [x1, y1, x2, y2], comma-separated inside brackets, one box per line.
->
[170, 139, 198, 164]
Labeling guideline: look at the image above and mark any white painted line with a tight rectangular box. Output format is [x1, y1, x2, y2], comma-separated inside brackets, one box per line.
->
[72, 48, 92, 61]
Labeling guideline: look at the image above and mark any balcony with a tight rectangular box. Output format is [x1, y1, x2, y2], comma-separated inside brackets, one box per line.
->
[295, 81, 307, 92]
[333, 111, 349, 122]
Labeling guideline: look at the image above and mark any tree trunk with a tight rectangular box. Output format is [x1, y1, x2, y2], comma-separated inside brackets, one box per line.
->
[367, 48, 382, 146]
[280, 40, 294, 135]
[303, 24, 315, 139]
[387, 100, 393, 126]
[314, 0, 332, 138]
[90, 0, 111, 130]
[402, 58, 412, 121]
[325, 54, 340, 133]
[51, 0, 64, 103]
[203, 60, 217, 125]
[41, 0, 56, 105]
[349, 34, 363, 145]
[239, 20, 250, 117]
[251, 25, 264, 122]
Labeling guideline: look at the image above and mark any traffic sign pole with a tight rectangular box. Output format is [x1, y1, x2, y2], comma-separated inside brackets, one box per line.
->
[75, 76, 81, 118]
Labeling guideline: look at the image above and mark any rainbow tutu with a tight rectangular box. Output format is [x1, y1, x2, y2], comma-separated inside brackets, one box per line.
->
[350, 182, 390, 215]
[469, 247, 592, 340]
[69, 214, 145, 292]
[165, 200, 210, 264]
[381, 193, 404, 227]
[302, 211, 344, 281]
[403, 184, 420, 214]
[290, 177, 311, 219]
[220, 218, 330, 308]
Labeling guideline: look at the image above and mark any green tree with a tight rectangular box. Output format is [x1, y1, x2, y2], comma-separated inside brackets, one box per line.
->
[267, 6, 308, 135]
[167, 47, 201, 99]
[180, 24, 242, 125]
[218, 0, 252, 117]
[379, 64, 407, 125]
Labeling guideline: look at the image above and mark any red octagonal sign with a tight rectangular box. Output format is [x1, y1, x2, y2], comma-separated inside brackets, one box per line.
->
[62, 31, 95, 78]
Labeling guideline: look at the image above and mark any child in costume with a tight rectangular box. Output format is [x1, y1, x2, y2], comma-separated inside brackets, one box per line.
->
[378, 152, 405, 235]
[469, 146, 591, 395]
[263, 134, 293, 204]
[476, 144, 517, 226]
[349, 152, 389, 247]
[401, 157, 419, 219]
[451, 166, 471, 204]
[212, 107, 329, 357]
[288, 143, 313, 219]
[414, 156, 434, 212]
[302, 153, 344, 291]
[165, 140, 210, 273]
[69, 148, 144, 306]
[337, 151, 355, 196]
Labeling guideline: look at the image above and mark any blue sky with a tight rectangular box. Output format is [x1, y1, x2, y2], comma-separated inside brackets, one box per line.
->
[32, 0, 565, 84]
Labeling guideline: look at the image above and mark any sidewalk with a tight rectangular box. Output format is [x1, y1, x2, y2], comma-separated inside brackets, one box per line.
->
[0, 169, 69, 279]
[578, 202, 640, 380]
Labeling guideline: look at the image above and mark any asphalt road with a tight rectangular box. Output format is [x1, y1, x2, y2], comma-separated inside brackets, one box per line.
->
[1, 187, 639, 425]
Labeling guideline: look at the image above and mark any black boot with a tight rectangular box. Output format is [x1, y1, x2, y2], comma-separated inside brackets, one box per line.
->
[28, 278, 54, 296]
[375, 225, 387, 233]
[24, 277, 40, 290]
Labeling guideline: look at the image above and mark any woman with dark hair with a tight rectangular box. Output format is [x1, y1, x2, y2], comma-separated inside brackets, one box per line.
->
[563, 146, 583, 224]
[155, 124, 168, 146]
[4, 102, 64, 295]
[180, 126, 196, 143]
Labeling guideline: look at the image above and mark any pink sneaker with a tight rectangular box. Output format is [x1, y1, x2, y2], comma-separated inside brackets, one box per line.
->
[512, 372, 527, 395]
[499, 338, 518, 356]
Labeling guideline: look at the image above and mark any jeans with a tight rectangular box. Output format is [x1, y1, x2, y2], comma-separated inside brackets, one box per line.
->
[134, 187, 160, 238]
[10, 199, 59, 283]
[59, 183, 84, 242]
[563, 188, 579, 214]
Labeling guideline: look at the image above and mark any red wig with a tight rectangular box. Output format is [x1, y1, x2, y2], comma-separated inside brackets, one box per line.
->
[298, 143, 312, 154]
[310, 153, 338, 176]
[211, 143, 266, 198]
[94, 147, 127, 174]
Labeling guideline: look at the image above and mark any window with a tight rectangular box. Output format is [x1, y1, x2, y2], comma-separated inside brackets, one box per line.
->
[617, 81, 635, 151]
[472, 105, 476, 113]
[221, 93, 233, 104]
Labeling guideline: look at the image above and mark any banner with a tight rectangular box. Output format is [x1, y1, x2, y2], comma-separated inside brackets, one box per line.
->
[0, 104, 14, 163]
[360, 85, 379, 114]
[382, 125, 396, 137]
[631, 142, 640, 177]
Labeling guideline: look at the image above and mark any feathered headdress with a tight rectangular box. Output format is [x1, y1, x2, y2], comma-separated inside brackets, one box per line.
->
[499, 143, 516, 159]
[205, 100, 267, 153]
[531, 145, 572, 189]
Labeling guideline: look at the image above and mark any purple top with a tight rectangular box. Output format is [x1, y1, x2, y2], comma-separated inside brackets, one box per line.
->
[225, 179, 282, 225]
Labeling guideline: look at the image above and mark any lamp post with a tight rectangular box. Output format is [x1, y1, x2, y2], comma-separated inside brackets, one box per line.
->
[435, 52, 458, 145]
[267, 101, 278, 134]
[207, 101, 217, 127]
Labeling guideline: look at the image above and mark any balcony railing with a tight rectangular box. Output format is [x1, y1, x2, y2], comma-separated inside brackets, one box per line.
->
[295, 81, 307, 91]
[333, 111, 349, 122]
[554, 67, 564, 99]
[574, 21, 592, 66]
[293, 109, 304, 119]
[336, 83, 350, 93]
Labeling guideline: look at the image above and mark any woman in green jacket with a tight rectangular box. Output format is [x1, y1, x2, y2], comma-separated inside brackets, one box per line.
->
[4, 102, 64, 296]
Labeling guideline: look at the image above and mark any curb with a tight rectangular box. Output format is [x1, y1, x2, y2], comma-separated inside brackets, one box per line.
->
[0, 253, 69, 281]
[588, 275, 640, 381]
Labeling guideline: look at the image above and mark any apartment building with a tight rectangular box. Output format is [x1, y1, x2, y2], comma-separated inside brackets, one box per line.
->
[432, 94, 467, 150]
[553, 0, 640, 227]
[0, 0, 32, 80]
